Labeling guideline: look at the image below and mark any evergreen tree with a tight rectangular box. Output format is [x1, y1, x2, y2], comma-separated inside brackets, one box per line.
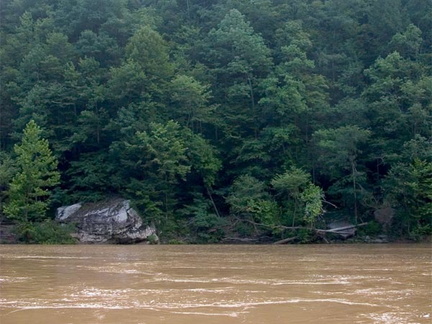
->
[4, 120, 60, 223]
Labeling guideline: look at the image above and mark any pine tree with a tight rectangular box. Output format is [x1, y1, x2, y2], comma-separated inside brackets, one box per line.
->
[4, 120, 60, 223]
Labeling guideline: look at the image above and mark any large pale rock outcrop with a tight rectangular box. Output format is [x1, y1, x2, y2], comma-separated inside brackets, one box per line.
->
[56, 198, 158, 244]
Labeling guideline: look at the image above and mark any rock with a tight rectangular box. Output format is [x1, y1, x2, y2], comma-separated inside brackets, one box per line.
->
[56, 203, 82, 221]
[365, 234, 389, 243]
[374, 207, 395, 229]
[56, 198, 158, 244]
[328, 221, 356, 239]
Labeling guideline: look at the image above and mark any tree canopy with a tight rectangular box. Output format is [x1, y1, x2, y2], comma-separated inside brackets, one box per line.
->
[1, 0, 431, 242]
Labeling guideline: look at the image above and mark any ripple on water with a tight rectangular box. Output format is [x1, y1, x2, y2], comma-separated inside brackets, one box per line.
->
[362, 311, 428, 324]
[4, 255, 92, 260]
[1, 294, 381, 312]
[0, 276, 30, 283]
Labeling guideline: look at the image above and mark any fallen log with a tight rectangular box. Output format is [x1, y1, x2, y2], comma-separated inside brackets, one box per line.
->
[316, 222, 369, 239]
[274, 223, 370, 243]
[273, 236, 298, 244]
[222, 237, 260, 244]
[315, 222, 369, 234]
[227, 220, 370, 243]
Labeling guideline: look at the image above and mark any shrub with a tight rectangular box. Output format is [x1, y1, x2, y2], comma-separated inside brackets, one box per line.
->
[15, 220, 76, 244]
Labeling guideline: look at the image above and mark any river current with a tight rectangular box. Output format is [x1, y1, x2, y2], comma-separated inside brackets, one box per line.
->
[0, 244, 430, 323]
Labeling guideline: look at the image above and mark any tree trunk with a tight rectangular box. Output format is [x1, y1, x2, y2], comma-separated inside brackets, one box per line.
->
[206, 186, 221, 218]
[351, 158, 358, 224]
[273, 236, 298, 244]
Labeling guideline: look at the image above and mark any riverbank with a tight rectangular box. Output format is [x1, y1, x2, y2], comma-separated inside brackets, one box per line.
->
[2, 223, 430, 245]
[0, 225, 17, 244]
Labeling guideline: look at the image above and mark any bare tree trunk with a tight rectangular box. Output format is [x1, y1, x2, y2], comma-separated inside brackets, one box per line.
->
[206, 186, 221, 218]
[351, 159, 358, 224]
[273, 236, 298, 244]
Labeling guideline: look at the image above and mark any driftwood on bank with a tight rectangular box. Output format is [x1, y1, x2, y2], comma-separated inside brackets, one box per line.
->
[273, 236, 299, 244]
[315, 223, 368, 233]
[222, 237, 260, 244]
[230, 217, 370, 244]
[273, 222, 370, 244]
[316, 223, 368, 239]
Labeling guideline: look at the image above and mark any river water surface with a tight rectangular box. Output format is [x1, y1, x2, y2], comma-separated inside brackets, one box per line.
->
[0, 244, 430, 323]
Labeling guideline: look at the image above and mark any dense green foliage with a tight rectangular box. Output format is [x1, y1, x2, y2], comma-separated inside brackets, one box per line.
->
[14, 219, 76, 244]
[1, 0, 431, 242]
[3, 120, 60, 223]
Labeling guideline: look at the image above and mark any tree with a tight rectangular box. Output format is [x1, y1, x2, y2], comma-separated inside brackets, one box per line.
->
[108, 25, 174, 121]
[4, 120, 60, 223]
[125, 25, 173, 82]
[388, 24, 422, 58]
[300, 183, 324, 228]
[111, 119, 221, 238]
[226, 174, 278, 234]
[115, 121, 186, 216]
[205, 8, 272, 138]
[259, 20, 329, 173]
[313, 125, 371, 223]
[169, 74, 215, 132]
[271, 167, 310, 226]
[362, 51, 430, 180]
[382, 135, 432, 237]
[0, 151, 16, 219]
[384, 158, 432, 238]
[271, 167, 323, 227]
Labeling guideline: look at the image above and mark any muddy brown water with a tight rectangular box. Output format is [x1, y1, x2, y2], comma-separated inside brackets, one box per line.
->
[0, 244, 430, 324]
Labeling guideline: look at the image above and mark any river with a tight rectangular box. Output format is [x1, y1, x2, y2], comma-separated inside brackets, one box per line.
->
[0, 244, 430, 323]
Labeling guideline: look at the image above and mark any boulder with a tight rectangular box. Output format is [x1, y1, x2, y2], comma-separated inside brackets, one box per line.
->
[56, 198, 158, 244]
[328, 221, 356, 239]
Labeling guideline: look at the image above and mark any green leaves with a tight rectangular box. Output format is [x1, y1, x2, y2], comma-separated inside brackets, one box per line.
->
[300, 184, 324, 227]
[111, 120, 221, 236]
[1, 0, 431, 242]
[129, 120, 221, 188]
[227, 174, 278, 229]
[208, 9, 272, 73]
[206, 8, 272, 138]
[271, 167, 310, 199]
[125, 26, 173, 82]
[169, 75, 215, 131]
[314, 126, 371, 176]
[383, 158, 432, 239]
[136, 121, 191, 183]
[388, 24, 422, 58]
[271, 167, 323, 227]
[227, 175, 269, 215]
[4, 120, 60, 223]
[313, 125, 371, 222]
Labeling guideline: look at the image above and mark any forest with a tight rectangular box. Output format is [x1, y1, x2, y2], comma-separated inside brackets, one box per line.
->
[0, 0, 431, 243]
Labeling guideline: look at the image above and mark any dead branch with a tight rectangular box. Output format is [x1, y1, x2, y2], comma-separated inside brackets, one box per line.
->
[273, 236, 298, 244]
[315, 222, 369, 234]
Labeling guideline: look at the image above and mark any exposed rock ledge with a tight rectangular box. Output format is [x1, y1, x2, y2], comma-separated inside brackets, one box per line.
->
[56, 198, 158, 244]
